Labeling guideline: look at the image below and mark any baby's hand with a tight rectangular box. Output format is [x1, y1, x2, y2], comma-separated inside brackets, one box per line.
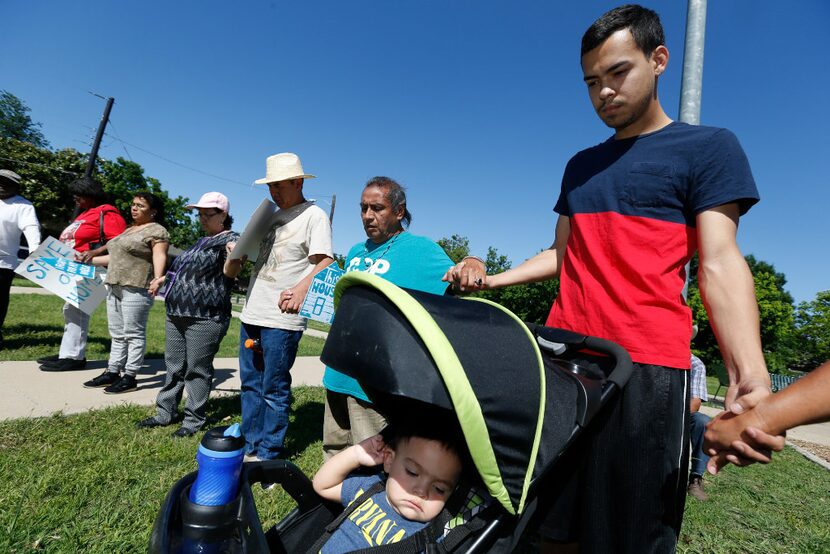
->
[354, 435, 387, 467]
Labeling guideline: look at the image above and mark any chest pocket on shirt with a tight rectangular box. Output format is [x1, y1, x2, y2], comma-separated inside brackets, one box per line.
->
[623, 162, 681, 209]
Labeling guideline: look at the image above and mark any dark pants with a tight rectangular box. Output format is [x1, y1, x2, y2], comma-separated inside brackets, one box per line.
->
[0, 268, 15, 339]
[539, 363, 690, 553]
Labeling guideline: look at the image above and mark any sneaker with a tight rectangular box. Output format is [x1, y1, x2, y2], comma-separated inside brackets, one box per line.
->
[104, 374, 138, 394]
[687, 475, 709, 501]
[37, 353, 60, 364]
[40, 358, 87, 372]
[243, 453, 261, 463]
[83, 371, 120, 388]
[171, 427, 198, 438]
[136, 417, 169, 430]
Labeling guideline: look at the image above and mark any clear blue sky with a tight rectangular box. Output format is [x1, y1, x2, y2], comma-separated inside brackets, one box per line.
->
[3, 1, 828, 304]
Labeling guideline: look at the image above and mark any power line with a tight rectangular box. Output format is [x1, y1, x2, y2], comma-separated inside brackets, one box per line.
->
[103, 133, 251, 186]
[106, 119, 133, 162]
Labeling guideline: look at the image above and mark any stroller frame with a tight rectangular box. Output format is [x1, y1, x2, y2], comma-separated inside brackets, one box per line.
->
[151, 273, 633, 553]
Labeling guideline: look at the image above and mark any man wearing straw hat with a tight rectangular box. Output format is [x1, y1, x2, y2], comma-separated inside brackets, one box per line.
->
[225, 152, 333, 461]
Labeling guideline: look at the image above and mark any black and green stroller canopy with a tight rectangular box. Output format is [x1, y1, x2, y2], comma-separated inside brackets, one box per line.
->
[151, 272, 633, 553]
[322, 272, 632, 517]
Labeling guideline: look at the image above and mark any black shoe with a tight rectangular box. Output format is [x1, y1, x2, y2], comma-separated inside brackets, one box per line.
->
[136, 417, 168, 430]
[104, 374, 138, 394]
[37, 353, 60, 364]
[40, 358, 87, 372]
[172, 427, 198, 438]
[83, 371, 121, 388]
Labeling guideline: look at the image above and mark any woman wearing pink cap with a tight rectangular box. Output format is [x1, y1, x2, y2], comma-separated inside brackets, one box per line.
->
[137, 192, 239, 437]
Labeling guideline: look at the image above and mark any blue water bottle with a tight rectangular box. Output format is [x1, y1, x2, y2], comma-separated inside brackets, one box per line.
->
[189, 424, 245, 506]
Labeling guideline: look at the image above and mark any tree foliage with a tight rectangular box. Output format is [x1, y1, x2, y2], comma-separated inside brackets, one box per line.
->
[0, 93, 200, 248]
[98, 158, 200, 247]
[438, 236, 558, 324]
[793, 291, 830, 371]
[437, 234, 470, 264]
[0, 90, 49, 148]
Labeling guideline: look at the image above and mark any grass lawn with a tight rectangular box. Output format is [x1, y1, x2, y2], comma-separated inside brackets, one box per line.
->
[0, 388, 326, 553]
[0, 294, 325, 362]
[0, 390, 828, 553]
[11, 276, 37, 288]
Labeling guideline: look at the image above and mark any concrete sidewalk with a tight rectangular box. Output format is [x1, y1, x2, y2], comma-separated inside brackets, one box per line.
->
[3, 355, 829, 450]
[0, 356, 324, 420]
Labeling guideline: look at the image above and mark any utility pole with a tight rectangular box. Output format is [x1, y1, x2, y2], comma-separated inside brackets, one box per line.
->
[84, 97, 115, 178]
[679, 0, 707, 125]
[679, 0, 707, 301]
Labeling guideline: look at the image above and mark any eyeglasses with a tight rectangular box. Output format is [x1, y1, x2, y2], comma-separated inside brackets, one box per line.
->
[198, 210, 222, 218]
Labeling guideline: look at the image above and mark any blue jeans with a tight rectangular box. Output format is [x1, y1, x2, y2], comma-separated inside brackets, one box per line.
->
[239, 323, 302, 460]
[689, 410, 711, 478]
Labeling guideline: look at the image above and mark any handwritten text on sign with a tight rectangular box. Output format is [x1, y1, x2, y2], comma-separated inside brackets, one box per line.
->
[299, 265, 344, 324]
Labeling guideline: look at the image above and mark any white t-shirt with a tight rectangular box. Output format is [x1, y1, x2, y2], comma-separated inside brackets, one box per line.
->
[241, 205, 333, 330]
[0, 195, 41, 270]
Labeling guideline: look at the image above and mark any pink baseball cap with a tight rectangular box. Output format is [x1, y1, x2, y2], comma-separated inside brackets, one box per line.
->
[186, 192, 229, 212]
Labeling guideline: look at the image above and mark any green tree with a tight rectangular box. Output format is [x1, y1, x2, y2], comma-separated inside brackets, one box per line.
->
[98, 157, 201, 247]
[0, 90, 49, 148]
[438, 235, 559, 324]
[437, 234, 470, 264]
[793, 291, 830, 371]
[688, 254, 797, 372]
[0, 137, 85, 236]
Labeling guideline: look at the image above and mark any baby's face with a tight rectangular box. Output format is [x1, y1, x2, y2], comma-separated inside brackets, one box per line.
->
[383, 437, 462, 522]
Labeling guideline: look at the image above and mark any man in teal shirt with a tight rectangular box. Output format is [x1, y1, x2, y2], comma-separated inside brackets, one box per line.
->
[322, 176, 453, 459]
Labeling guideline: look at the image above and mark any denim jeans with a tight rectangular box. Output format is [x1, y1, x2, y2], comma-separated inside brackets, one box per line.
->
[239, 323, 302, 460]
[689, 410, 711, 478]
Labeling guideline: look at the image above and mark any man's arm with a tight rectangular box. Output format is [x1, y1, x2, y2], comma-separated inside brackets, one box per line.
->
[697, 204, 783, 468]
[278, 254, 334, 313]
[443, 215, 570, 291]
[697, 204, 771, 413]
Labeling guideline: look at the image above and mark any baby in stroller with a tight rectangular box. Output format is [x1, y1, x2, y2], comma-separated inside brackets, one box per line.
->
[312, 419, 468, 552]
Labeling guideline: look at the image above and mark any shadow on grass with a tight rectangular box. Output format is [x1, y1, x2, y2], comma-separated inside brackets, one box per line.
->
[199, 392, 325, 458]
[2, 322, 111, 352]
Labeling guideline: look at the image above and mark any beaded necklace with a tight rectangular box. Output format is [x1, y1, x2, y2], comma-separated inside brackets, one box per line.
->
[359, 231, 403, 270]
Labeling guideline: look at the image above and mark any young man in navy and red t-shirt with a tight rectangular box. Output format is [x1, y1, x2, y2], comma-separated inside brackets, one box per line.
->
[445, 5, 781, 552]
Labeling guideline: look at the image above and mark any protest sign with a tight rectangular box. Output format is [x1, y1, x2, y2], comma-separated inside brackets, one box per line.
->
[299, 265, 344, 324]
[14, 236, 107, 315]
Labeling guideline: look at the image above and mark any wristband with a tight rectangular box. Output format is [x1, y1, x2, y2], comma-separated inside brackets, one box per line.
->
[462, 255, 485, 265]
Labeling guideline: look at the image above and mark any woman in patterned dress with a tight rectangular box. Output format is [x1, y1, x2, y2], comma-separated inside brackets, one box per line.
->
[137, 192, 239, 437]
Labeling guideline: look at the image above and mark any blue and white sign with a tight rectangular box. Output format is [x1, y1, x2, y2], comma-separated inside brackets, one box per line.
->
[14, 236, 107, 315]
[299, 265, 344, 324]
[39, 257, 97, 278]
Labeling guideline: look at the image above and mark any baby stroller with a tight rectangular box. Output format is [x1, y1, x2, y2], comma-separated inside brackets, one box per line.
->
[150, 272, 633, 553]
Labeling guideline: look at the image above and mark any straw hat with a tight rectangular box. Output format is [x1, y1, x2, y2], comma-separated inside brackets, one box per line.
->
[254, 153, 316, 185]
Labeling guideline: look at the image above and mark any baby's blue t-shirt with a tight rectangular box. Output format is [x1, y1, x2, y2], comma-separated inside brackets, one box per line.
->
[322, 473, 426, 553]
